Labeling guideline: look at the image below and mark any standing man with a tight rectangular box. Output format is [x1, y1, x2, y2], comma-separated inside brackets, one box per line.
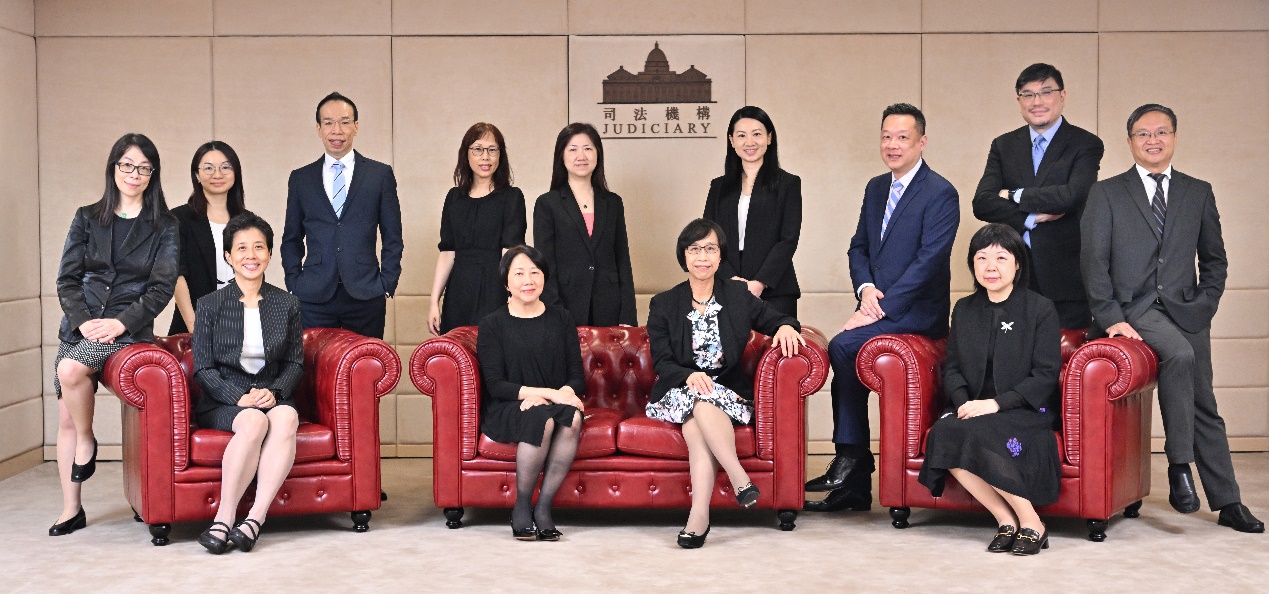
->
[973, 63, 1104, 329]
[805, 104, 959, 512]
[282, 92, 404, 339]
[1082, 104, 1262, 533]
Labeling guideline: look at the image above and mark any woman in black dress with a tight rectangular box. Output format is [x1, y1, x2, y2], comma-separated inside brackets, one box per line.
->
[428, 123, 527, 335]
[478, 245, 586, 541]
[170, 141, 248, 335]
[703, 106, 803, 317]
[918, 223, 1062, 555]
[532, 122, 636, 326]
[50, 133, 179, 536]
[646, 219, 804, 549]
[192, 213, 304, 554]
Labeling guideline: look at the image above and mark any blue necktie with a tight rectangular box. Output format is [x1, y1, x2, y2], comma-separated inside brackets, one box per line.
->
[330, 162, 347, 218]
[1032, 135, 1047, 175]
[881, 179, 903, 241]
[1149, 173, 1167, 237]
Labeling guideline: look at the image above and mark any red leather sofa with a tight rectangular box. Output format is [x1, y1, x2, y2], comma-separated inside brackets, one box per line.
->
[410, 326, 829, 530]
[856, 329, 1158, 541]
[100, 329, 400, 545]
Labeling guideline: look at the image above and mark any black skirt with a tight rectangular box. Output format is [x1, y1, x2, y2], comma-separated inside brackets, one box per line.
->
[481, 401, 579, 447]
[918, 408, 1061, 506]
[195, 401, 297, 432]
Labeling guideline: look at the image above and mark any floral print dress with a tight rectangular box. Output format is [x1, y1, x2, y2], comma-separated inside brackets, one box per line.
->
[645, 297, 753, 425]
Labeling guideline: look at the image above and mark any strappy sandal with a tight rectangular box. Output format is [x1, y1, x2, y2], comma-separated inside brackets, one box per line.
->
[228, 518, 262, 552]
[197, 521, 234, 555]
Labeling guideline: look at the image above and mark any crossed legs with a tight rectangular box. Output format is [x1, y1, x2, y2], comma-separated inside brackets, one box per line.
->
[682, 401, 749, 535]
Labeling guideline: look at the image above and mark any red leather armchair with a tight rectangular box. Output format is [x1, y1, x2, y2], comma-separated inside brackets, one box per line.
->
[857, 330, 1158, 541]
[410, 326, 829, 530]
[100, 328, 400, 545]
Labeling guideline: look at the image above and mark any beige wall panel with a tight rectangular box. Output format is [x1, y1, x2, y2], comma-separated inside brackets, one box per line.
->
[0, 399, 42, 461]
[0, 0, 34, 35]
[1220, 388, 1269, 437]
[746, 35, 921, 294]
[0, 299, 40, 355]
[394, 295, 429, 346]
[41, 393, 122, 449]
[392, 36, 567, 296]
[922, 0, 1097, 33]
[1099, 0, 1269, 32]
[922, 34, 1099, 294]
[0, 349, 41, 409]
[796, 292, 854, 340]
[1212, 340, 1269, 388]
[396, 393, 433, 443]
[745, 0, 920, 33]
[41, 296, 61, 347]
[1098, 32, 1269, 290]
[395, 346, 421, 395]
[392, 0, 567, 35]
[805, 390, 832, 441]
[1212, 290, 1269, 339]
[0, 29, 39, 302]
[213, 0, 391, 36]
[35, 0, 211, 36]
[379, 393, 397, 444]
[569, 0, 744, 34]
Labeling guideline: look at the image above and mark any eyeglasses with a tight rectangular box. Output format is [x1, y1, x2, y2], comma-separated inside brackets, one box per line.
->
[469, 146, 500, 157]
[1017, 88, 1063, 102]
[116, 162, 156, 176]
[198, 163, 235, 175]
[1131, 130, 1174, 141]
[685, 245, 720, 256]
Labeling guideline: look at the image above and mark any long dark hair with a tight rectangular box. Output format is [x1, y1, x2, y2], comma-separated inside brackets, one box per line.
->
[188, 141, 246, 219]
[453, 122, 513, 195]
[722, 106, 782, 195]
[94, 133, 168, 227]
[549, 122, 608, 192]
[967, 223, 1031, 293]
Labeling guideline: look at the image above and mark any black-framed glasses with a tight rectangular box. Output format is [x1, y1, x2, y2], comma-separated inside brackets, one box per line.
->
[685, 245, 720, 256]
[1017, 88, 1063, 102]
[198, 163, 235, 175]
[469, 146, 500, 157]
[1131, 130, 1174, 141]
[117, 162, 156, 176]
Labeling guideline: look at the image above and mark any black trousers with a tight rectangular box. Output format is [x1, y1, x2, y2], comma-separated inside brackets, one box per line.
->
[300, 282, 387, 339]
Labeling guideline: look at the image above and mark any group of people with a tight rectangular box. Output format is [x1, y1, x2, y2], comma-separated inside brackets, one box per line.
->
[48, 62, 1261, 555]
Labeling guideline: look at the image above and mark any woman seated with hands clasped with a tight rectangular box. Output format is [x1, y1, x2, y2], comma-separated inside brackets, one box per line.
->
[646, 219, 804, 549]
[192, 213, 304, 555]
[918, 223, 1063, 556]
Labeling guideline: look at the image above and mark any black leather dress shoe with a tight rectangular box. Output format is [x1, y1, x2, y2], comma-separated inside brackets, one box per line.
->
[805, 454, 874, 492]
[1217, 503, 1265, 534]
[987, 525, 1017, 553]
[70, 439, 98, 483]
[803, 486, 872, 512]
[1011, 527, 1049, 555]
[48, 507, 86, 536]
[1167, 464, 1201, 514]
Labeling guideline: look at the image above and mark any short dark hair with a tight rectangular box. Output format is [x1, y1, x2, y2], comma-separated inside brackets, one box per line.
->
[1015, 63, 1065, 94]
[454, 122, 513, 195]
[189, 140, 246, 219]
[316, 91, 358, 123]
[675, 218, 727, 272]
[881, 103, 926, 136]
[222, 211, 273, 256]
[500, 245, 549, 287]
[1126, 103, 1177, 137]
[966, 223, 1030, 292]
[550, 122, 608, 192]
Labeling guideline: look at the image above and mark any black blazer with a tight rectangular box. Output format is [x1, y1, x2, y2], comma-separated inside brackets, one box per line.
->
[280, 151, 404, 302]
[56, 205, 179, 344]
[532, 186, 637, 326]
[192, 281, 304, 417]
[169, 205, 257, 335]
[972, 120, 1104, 304]
[702, 170, 802, 299]
[646, 277, 799, 404]
[943, 289, 1062, 413]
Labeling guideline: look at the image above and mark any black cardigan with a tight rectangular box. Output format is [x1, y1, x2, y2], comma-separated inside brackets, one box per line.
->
[646, 277, 800, 404]
[702, 169, 803, 299]
[532, 186, 637, 326]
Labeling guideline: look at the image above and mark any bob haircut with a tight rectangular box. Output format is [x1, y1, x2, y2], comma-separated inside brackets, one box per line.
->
[966, 223, 1030, 293]
[221, 211, 274, 257]
[549, 122, 608, 192]
[675, 218, 728, 272]
[453, 122, 513, 195]
[722, 105, 783, 195]
[188, 140, 246, 219]
[499, 244, 550, 287]
[96, 133, 168, 227]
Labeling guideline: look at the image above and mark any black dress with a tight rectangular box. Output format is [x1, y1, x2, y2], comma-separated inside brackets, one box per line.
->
[918, 289, 1063, 506]
[477, 305, 586, 446]
[438, 186, 527, 333]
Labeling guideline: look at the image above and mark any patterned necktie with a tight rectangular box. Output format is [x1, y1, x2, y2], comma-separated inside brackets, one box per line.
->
[881, 179, 903, 241]
[330, 162, 347, 218]
[1032, 135, 1047, 175]
[1148, 172, 1167, 236]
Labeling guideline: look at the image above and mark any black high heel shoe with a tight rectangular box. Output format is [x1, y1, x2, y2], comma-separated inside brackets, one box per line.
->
[677, 525, 710, 549]
[1011, 526, 1049, 555]
[70, 439, 98, 483]
[735, 483, 760, 509]
[48, 507, 86, 536]
[198, 521, 234, 555]
[228, 518, 262, 552]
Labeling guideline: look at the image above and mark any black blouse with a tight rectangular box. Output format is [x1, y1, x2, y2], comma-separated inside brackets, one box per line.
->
[477, 305, 586, 403]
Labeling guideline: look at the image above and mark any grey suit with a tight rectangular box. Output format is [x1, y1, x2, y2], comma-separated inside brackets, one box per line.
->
[1081, 166, 1239, 509]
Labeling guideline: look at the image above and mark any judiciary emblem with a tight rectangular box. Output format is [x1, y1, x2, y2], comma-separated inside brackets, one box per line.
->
[596, 42, 717, 139]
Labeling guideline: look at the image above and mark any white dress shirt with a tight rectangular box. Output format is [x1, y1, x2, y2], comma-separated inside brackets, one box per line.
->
[322, 151, 357, 200]
[737, 194, 751, 251]
[1135, 163, 1173, 205]
[239, 307, 266, 375]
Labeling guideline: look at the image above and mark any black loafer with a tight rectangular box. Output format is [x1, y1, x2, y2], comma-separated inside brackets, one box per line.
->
[1011, 527, 1049, 555]
[677, 526, 710, 549]
[1167, 464, 1200, 514]
[70, 439, 98, 483]
[987, 524, 1017, 553]
[735, 483, 760, 509]
[803, 486, 872, 512]
[197, 521, 234, 555]
[1217, 503, 1265, 534]
[48, 507, 86, 536]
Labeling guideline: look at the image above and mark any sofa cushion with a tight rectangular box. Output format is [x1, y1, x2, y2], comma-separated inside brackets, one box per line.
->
[616, 415, 756, 460]
[477, 407, 625, 461]
[190, 422, 336, 467]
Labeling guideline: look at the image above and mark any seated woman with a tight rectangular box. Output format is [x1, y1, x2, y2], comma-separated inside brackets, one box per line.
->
[192, 213, 304, 554]
[918, 223, 1062, 556]
[646, 219, 804, 549]
[477, 245, 586, 541]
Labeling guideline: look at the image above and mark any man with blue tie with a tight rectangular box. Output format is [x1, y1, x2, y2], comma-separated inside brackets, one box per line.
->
[281, 92, 404, 339]
[805, 103, 959, 512]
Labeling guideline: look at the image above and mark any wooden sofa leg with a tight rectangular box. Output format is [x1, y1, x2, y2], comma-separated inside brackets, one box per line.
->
[381, 490, 388, 502]
[1124, 500, 1143, 518]
[132, 508, 142, 522]
[444, 507, 465, 529]
[1086, 519, 1108, 542]
[351, 510, 372, 532]
[148, 523, 171, 546]
[889, 507, 911, 529]
[778, 509, 797, 531]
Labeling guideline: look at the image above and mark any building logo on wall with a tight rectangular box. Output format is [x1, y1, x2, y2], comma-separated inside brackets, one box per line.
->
[596, 42, 717, 139]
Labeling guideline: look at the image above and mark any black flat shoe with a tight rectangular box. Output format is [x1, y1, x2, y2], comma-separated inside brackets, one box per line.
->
[70, 439, 98, 483]
[536, 528, 563, 541]
[805, 453, 874, 492]
[1011, 527, 1049, 555]
[512, 522, 538, 541]
[1217, 503, 1265, 533]
[803, 486, 872, 512]
[1167, 464, 1200, 514]
[48, 507, 86, 536]
[987, 525, 1017, 553]
[228, 518, 262, 552]
[677, 526, 710, 549]
[735, 483, 760, 509]
[197, 521, 234, 555]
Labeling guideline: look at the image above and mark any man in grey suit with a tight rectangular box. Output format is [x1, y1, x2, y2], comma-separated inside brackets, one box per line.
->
[1082, 104, 1262, 533]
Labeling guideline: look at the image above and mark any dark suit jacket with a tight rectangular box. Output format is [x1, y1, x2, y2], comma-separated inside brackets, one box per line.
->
[192, 281, 304, 417]
[169, 205, 258, 335]
[973, 120, 1105, 304]
[702, 170, 802, 299]
[1081, 167, 1226, 334]
[943, 289, 1062, 412]
[56, 205, 179, 344]
[646, 277, 799, 404]
[281, 151, 404, 303]
[532, 186, 637, 326]
[847, 161, 959, 337]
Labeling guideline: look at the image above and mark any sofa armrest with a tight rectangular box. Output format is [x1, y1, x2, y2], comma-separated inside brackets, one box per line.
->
[1060, 336, 1159, 466]
[856, 334, 947, 461]
[410, 327, 481, 463]
[100, 342, 191, 470]
[304, 328, 400, 464]
[752, 326, 829, 460]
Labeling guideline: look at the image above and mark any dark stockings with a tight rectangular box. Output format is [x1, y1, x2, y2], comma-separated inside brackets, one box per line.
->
[512, 412, 582, 532]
